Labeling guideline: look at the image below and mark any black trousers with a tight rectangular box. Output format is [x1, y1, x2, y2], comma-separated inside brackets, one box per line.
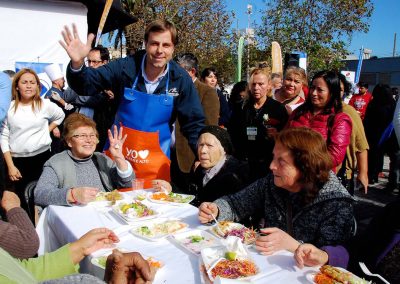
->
[10, 150, 51, 219]
[338, 167, 356, 195]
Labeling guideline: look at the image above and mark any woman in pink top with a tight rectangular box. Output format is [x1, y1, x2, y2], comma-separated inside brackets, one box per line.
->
[287, 71, 352, 168]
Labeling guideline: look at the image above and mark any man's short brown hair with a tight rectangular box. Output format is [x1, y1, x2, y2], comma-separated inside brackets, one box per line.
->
[144, 19, 178, 45]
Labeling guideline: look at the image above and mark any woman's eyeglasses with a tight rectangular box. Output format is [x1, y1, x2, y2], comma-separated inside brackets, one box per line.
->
[72, 134, 97, 141]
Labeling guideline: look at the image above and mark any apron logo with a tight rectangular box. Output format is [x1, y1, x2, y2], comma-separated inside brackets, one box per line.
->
[138, 150, 149, 159]
[125, 148, 150, 164]
[168, 88, 179, 96]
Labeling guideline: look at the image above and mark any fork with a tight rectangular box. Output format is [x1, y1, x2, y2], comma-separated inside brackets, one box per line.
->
[211, 214, 224, 236]
[359, 262, 390, 284]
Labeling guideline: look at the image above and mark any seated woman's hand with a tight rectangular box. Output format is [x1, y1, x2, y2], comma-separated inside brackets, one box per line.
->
[69, 228, 119, 264]
[152, 179, 172, 193]
[198, 202, 219, 224]
[294, 243, 329, 268]
[104, 249, 154, 284]
[255, 227, 300, 255]
[69, 187, 98, 205]
[108, 125, 128, 161]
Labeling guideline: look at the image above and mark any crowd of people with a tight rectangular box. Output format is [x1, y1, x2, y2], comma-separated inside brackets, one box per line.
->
[0, 18, 399, 283]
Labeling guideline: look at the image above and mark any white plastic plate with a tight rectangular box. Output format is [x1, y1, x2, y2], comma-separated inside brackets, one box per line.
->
[147, 192, 195, 205]
[171, 229, 221, 255]
[130, 219, 188, 241]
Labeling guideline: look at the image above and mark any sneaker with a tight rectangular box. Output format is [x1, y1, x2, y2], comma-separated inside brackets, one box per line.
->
[393, 188, 399, 195]
[378, 172, 385, 178]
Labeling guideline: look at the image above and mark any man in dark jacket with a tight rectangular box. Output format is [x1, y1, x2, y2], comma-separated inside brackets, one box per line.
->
[173, 53, 219, 189]
[60, 20, 205, 187]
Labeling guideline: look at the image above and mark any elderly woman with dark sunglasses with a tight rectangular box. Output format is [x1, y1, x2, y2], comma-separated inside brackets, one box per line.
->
[35, 113, 134, 207]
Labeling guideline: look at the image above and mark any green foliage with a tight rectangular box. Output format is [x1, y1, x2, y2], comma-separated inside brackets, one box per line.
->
[114, 0, 236, 84]
[108, 0, 373, 83]
[258, 0, 374, 75]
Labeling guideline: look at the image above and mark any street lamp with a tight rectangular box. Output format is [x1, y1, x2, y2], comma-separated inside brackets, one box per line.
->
[246, 4, 253, 81]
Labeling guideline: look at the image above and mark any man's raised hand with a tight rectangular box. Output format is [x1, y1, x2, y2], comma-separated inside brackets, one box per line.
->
[59, 23, 95, 69]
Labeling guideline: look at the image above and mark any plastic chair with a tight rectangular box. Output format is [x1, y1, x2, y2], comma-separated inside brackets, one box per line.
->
[351, 216, 358, 237]
[24, 180, 38, 224]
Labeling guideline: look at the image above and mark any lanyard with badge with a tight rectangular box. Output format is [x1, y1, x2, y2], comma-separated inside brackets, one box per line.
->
[247, 107, 265, 141]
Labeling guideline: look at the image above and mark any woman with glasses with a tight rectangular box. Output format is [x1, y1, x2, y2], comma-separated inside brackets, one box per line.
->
[0, 69, 65, 216]
[34, 113, 133, 207]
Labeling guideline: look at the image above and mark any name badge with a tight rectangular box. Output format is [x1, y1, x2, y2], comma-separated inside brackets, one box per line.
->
[247, 127, 257, 141]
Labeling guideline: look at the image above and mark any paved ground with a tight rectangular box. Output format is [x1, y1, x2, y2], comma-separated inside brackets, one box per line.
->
[353, 156, 399, 236]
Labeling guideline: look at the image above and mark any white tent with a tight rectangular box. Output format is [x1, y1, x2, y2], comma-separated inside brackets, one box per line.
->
[0, 0, 88, 72]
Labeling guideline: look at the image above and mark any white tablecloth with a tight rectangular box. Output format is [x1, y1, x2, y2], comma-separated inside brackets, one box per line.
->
[36, 191, 318, 283]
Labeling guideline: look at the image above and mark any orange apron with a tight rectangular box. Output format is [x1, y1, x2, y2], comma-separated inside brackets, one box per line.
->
[105, 66, 173, 188]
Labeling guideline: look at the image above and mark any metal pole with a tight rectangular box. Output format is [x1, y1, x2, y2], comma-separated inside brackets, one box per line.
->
[246, 4, 252, 81]
[393, 33, 397, 57]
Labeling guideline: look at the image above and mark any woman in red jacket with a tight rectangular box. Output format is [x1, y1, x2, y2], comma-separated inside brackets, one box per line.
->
[287, 71, 352, 168]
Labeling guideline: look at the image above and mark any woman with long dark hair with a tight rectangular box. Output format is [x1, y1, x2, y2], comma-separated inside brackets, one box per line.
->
[287, 71, 352, 169]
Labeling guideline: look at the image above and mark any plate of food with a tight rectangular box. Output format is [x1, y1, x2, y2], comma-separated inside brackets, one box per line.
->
[201, 236, 259, 282]
[112, 201, 158, 222]
[132, 193, 147, 201]
[89, 190, 124, 207]
[209, 221, 257, 245]
[307, 265, 370, 284]
[91, 252, 163, 271]
[131, 219, 188, 241]
[147, 192, 195, 205]
[171, 229, 221, 255]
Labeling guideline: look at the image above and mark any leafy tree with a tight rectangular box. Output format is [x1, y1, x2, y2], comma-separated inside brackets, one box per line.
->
[258, 0, 373, 75]
[110, 0, 236, 84]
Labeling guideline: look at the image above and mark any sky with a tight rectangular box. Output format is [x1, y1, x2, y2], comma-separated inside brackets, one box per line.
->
[227, 0, 400, 57]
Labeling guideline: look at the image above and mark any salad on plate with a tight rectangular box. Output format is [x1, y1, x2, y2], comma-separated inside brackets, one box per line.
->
[172, 230, 221, 255]
[148, 192, 195, 205]
[92, 253, 163, 271]
[201, 236, 259, 282]
[210, 221, 257, 245]
[131, 219, 188, 240]
[89, 190, 123, 206]
[112, 201, 158, 221]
